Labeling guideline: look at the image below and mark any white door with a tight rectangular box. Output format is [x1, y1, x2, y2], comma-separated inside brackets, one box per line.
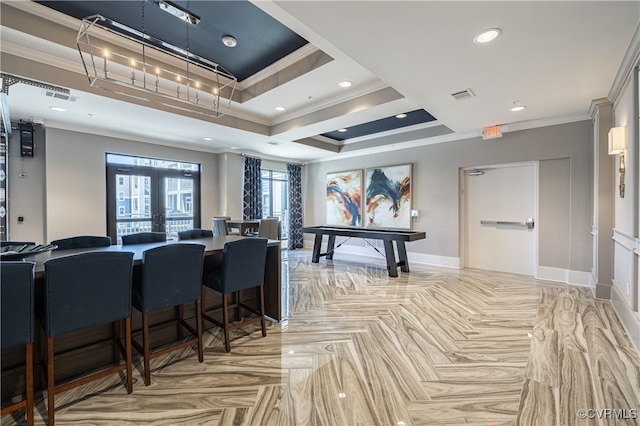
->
[464, 163, 537, 276]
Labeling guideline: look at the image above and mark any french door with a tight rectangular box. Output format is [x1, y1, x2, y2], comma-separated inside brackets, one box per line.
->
[106, 156, 200, 243]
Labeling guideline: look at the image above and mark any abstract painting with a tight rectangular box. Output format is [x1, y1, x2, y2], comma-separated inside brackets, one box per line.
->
[365, 164, 411, 228]
[326, 170, 362, 226]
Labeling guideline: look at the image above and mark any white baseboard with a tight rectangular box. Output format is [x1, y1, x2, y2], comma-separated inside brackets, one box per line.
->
[568, 270, 597, 287]
[536, 266, 568, 282]
[536, 266, 596, 287]
[408, 251, 460, 268]
[611, 285, 640, 352]
[302, 241, 460, 269]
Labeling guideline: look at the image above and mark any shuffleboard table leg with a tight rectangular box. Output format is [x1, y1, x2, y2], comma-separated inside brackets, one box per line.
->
[383, 240, 398, 277]
[326, 235, 336, 260]
[311, 234, 323, 263]
[397, 241, 409, 272]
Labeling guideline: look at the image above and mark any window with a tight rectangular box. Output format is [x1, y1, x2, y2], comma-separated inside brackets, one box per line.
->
[261, 169, 289, 240]
[106, 154, 201, 242]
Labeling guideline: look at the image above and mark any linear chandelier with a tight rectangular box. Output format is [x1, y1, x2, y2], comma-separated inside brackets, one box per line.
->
[76, 14, 237, 118]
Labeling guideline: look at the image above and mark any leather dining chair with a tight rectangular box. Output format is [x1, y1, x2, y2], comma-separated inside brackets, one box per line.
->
[214, 216, 238, 235]
[202, 238, 268, 352]
[178, 229, 213, 240]
[258, 217, 280, 240]
[1, 261, 36, 426]
[41, 251, 134, 425]
[50, 235, 111, 250]
[121, 232, 166, 245]
[212, 218, 229, 237]
[132, 243, 205, 386]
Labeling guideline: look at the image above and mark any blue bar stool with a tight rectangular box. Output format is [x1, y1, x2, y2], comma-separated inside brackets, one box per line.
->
[41, 252, 134, 425]
[1, 261, 36, 426]
[202, 238, 268, 352]
[132, 243, 205, 385]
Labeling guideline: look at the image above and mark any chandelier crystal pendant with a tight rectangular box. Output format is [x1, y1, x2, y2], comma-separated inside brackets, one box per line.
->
[76, 14, 237, 118]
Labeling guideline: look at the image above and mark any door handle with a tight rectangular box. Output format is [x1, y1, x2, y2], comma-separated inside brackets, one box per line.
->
[481, 218, 534, 230]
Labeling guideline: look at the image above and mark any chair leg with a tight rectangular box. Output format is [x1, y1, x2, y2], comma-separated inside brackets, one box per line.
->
[222, 293, 231, 352]
[176, 305, 184, 340]
[196, 299, 203, 362]
[201, 286, 206, 332]
[124, 317, 133, 394]
[25, 342, 34, 426]
[259, 284, 267, 337]
[46, 337, 55, 426]
[142, 312, 151, 386]
[236, 291, 242, 321]
[113, 320, 121, 363]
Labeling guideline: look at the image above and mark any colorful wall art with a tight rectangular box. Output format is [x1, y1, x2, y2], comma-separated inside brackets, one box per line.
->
[326, 170, 362, 226]
[365, 164, 411, 228]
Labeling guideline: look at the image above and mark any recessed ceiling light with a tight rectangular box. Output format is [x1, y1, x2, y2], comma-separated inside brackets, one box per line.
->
[275, 106, 286, 111]
[203, 137, 213, 141]
[222, 35, 237, 48]
[339, 81, 352, 88]
[395, 113, 407, 119]
[511, 105, 526, 112]
[49, 106, 66, 112]
[338, 128, 347, 132]
[474, 28, 502, 44]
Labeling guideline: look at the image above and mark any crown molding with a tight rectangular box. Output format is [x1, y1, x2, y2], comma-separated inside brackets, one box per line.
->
[609, 21, 640, 104]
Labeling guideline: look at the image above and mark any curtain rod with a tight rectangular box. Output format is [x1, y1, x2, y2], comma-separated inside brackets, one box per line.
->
[240, 152, 304, 166]
[241, 153, 261, 159]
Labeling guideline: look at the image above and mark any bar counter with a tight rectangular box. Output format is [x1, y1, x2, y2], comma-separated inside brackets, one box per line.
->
[2, 235, 282, 401]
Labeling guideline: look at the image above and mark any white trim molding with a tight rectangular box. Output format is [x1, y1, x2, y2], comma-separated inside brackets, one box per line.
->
[536, 266, 596, 288]
[611, 285, 640, 352]
[612, 228, 637, 309]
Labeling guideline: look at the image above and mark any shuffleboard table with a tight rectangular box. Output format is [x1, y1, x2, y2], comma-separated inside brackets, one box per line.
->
[302, 225, 426, 277]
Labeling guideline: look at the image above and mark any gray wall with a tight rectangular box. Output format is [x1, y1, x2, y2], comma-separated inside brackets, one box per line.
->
[7, 119, 592, 275]
[305, 120, 593, 272]
[538, 158, 571, 268]
[8, 127, 219, 243]
[6, 123, 46, 243]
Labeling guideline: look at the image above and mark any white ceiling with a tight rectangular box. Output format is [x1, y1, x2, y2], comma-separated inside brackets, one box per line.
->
[2, 1, 639, 163]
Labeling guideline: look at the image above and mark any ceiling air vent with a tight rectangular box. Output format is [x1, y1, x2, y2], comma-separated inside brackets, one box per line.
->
[450, 88, 475, 101]
[42, 90, 78, 102]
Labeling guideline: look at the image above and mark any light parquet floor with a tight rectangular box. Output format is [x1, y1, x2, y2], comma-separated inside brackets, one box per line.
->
[2, 250, 639, 425]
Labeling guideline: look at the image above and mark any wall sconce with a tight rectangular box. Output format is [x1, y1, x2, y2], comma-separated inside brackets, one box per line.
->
[608, 126, 627, 198]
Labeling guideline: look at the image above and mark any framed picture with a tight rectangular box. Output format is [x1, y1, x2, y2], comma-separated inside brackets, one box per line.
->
[326, 169, 362, 226]
[365, 164, 412, 229]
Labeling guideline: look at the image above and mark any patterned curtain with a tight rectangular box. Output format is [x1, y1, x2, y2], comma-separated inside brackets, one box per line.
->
[243, 156, 262, 220]
[287, 163, 303, 249]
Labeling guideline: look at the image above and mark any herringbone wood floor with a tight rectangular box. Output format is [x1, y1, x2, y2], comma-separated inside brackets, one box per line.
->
[2, 250, 639, 425]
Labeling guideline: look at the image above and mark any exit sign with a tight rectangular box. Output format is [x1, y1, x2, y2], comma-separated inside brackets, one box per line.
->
[482, 125, 503, 140]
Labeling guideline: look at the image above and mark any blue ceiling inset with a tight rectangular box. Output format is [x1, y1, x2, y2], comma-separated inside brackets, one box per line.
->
[37, 1, 308, 82]
[321, 109, 437, 142]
